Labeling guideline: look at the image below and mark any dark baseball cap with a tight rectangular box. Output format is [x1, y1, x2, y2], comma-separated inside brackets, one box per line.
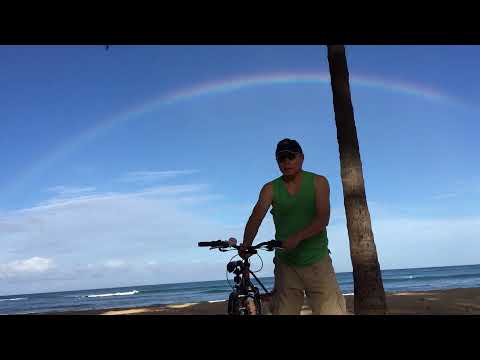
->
[275, 138, 303, 156]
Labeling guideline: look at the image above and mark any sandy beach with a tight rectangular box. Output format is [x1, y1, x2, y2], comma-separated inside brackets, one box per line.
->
[43, 287, 480, 315]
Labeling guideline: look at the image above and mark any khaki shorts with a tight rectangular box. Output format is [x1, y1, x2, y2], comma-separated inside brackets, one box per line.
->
[270, 254, 347, 315]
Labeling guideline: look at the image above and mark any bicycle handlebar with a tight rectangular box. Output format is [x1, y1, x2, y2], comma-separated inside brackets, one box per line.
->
[250, 240, 283, 250]
[198, 240, 225, 247]
[197, 239, 282, 251]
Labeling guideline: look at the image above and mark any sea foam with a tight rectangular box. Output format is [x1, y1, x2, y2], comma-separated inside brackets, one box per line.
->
[0, 297, 28, 302]
[85, 290, 139, 298]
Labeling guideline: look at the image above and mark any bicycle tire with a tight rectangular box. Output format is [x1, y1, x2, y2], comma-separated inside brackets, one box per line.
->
[227, 292, 236, 314]
[254, 294, 262, 315]
[228, 294, 256, 315]
[245, 297, 258, 315]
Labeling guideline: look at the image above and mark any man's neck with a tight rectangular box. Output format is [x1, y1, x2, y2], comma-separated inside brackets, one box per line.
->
[282, 170, 303, 183]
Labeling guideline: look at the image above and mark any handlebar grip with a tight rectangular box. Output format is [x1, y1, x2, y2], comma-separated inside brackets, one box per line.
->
[198, 240, 226, 247]
[198, 241, 219, 247]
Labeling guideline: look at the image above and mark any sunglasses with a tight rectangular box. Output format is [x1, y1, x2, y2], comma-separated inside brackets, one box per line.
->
[276, 152, 298, 162]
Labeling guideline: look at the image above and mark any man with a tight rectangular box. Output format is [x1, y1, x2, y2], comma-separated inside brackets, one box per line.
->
[239, 138, 346, 315]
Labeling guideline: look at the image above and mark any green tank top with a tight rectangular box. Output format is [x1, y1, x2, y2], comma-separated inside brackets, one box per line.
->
[270, 170, 329, 267]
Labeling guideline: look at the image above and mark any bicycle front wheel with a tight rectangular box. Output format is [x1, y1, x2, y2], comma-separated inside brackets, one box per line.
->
[245, 296, 261, 315]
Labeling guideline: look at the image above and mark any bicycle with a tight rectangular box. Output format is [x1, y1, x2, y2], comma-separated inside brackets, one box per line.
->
[198, 239, 283, 315]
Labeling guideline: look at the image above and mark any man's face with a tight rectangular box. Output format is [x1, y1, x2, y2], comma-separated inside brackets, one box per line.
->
[276, 152, 304, 176]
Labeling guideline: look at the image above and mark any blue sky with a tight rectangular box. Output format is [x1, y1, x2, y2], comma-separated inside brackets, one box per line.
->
[1, 45, 480, 296]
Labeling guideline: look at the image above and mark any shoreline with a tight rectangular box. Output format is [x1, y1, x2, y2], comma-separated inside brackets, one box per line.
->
[27, 287, 480, 315]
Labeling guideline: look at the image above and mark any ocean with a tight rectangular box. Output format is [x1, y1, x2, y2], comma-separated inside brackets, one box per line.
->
[1, 264, 480, 314]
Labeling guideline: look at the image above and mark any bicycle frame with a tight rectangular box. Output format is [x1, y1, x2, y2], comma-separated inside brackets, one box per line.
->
[198, 239, 281, 315]
[227, 256, 274, 315]
[228, 260, 261, 315]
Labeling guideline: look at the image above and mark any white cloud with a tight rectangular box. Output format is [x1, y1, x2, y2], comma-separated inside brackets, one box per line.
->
[3, 176, 480, 296]
[104, 259, 127, 268]
[326, 215, 480, 273]
[31, 184, 208, 210]
[46, 186, 96, 195]
[430, 178, 480, 201]
[117, 170, 199, 183]
[0, 257, 54, 279]
[0, 182, 233, 294]
[432, 193, 458, 200]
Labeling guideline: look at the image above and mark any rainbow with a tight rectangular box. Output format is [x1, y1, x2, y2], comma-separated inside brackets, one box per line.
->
[8, 71, 459, 194]
[61, 71, 458, 145]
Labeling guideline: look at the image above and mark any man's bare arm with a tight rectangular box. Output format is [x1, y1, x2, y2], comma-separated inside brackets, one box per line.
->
[242, 183, 273, 247]
[283, 175, 330, 250]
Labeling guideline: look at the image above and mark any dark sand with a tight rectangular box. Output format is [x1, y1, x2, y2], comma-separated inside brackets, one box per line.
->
[42, 288, 480, 315]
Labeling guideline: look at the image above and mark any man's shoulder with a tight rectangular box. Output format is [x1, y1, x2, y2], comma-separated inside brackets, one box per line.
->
[305, 171, 328, 182]
[266, 175, 283, 187]
[261, 181, 274, 193]
[265, 180, 276, 189]
[259, 181, 274, 203]
[307, 172, 329, 189]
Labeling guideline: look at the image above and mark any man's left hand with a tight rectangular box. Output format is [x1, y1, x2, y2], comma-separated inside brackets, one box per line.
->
[282, 236, 301, 251]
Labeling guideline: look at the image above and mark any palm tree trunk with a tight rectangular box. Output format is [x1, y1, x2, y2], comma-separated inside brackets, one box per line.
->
[327, 45, 387, 315]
